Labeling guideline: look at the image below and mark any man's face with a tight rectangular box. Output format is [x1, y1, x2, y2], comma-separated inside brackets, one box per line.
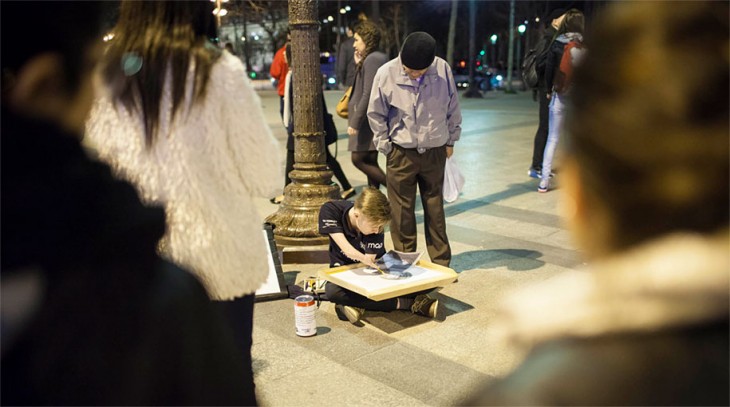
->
[403, 65, 428, 80]
[552, 14, 566, 29]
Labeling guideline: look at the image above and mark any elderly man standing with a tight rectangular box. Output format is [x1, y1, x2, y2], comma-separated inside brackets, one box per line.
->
[367, 32, 462, 267]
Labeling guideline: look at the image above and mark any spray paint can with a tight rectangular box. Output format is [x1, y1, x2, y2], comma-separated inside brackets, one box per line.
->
[294, 295, 317, 337]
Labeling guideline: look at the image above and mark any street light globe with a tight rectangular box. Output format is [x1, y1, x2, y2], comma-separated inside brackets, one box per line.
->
[518, 24, 526, 34]
[340, 8, 346, 14]
[219, 8, 228, 16]
[345, 5, 351, 11]
[327, 15, 334, 22]
[490, 34, 497, 44]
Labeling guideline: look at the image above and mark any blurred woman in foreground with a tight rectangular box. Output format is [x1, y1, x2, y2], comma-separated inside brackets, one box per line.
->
[465, 2, 728, 405]
[85, 2, 281, 404]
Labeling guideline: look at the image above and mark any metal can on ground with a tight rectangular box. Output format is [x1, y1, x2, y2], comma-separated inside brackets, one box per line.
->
[294, 295, 317, 337]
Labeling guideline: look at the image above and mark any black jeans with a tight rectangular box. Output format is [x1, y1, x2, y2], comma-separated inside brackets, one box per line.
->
[530, 88, 550, 170]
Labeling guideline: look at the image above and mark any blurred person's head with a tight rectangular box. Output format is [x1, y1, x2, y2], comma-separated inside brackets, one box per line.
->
[353, 20, 382, 63]
[562, 1, 729, 259]
[559, 9, 584, 35]
[1, 1, 104, 134]
[102, 0, 220, 147]
[346, 21, 357, 38]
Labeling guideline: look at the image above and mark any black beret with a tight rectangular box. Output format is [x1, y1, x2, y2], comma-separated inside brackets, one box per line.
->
[400, 32, 436, 70]
[547, 8, 566, 22]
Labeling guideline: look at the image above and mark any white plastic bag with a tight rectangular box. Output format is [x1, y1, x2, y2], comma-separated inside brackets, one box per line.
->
[443, 157, 465, 203]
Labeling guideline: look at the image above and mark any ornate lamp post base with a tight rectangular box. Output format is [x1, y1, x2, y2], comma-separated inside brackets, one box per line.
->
[266, 171, 338, 246]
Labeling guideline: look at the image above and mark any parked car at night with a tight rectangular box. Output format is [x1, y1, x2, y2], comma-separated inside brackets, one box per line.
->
[452, 67, 493, 91]
[320, 52, 337, 90]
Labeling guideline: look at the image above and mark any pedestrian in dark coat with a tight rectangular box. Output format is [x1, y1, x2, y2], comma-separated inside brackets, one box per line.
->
[347, 20, 389, 189]
[527, 8, 565, 179]
[336, 23, 357, 89]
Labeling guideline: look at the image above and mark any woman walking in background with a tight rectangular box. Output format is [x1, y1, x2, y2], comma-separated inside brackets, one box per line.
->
[85, 2, 281, 404]
[347, 20, 388, 189]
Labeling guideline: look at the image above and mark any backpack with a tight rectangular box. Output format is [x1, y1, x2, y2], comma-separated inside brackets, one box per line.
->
[521, 48, 542, 89]
[522, 34, 556, 89]
[554, 40, 586, 94]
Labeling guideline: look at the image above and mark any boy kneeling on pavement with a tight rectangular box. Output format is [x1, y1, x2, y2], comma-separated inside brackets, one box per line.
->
[318, 188, 438, 324]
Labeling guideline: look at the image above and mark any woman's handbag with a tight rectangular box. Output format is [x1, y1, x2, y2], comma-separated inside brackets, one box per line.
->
[335, 86, 352, 119]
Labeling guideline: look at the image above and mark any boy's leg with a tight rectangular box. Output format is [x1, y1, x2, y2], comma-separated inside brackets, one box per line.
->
[325, 283, 397, 311]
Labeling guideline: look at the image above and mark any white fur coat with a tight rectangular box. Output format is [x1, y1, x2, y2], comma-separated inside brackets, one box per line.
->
[85, 52, 281, 300]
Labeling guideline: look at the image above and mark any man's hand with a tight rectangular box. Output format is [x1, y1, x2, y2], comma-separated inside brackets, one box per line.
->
[347, 127, 359, 137]
[446, 145, 454, 158]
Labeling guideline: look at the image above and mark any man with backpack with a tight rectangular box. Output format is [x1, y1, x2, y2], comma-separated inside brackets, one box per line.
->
[538, 9, 586, 193]
[526, 9, 565, 179]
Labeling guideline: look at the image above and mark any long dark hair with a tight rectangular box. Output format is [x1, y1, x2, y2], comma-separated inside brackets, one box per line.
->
[102, 0, 221, 147]
[354, 20, 381, 68]
[559, 9, 585, 35]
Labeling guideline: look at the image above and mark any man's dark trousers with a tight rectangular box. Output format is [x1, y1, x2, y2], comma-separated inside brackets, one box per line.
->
[386, 144, 451, 267]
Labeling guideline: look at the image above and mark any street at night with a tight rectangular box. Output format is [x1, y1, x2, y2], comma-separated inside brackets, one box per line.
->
[250, 88, 581, 406]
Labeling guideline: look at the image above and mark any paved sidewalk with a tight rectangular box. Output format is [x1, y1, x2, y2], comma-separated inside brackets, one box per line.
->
[250, 89, 581, 406]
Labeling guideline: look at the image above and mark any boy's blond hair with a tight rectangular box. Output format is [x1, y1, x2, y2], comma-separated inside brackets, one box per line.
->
[353, 187, 391, 226]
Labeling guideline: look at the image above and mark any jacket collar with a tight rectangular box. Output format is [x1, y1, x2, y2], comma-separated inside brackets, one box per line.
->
[394, 57, 437, 87]
[491, 232, 730, 350]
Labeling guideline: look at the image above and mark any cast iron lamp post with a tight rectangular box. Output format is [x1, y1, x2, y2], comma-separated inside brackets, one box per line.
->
[266, 0, 339, 246]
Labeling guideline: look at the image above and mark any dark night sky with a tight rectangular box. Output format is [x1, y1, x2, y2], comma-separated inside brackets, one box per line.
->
[318, 1, 605, 60]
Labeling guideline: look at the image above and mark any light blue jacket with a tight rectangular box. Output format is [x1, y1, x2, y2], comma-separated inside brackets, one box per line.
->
[367, 56, 462, 155]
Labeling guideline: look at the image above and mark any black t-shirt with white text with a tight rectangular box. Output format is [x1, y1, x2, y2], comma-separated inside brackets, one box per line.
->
[318, 200, 385, 267]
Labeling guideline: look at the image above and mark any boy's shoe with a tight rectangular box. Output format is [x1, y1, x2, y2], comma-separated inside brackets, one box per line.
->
[538, 179, 549, 193]
[411, 295, 438, 318]
[340, 188, 356, 200]
[335, 304, 364, 324]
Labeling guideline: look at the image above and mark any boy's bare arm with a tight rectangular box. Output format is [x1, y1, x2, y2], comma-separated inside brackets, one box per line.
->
[330, 233, 378, 268]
